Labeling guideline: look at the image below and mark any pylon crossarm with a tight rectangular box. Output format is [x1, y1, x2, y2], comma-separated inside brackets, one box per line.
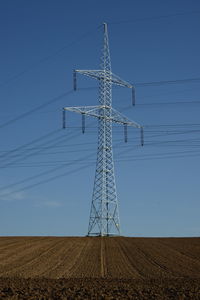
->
[63, 106, 104, 121]
[74, 69, 135, 105]
[64, 106, 141, 128]
[110, 72, 133, 88]
[111, 108, 142, 128]
[63, 105, 143, 144]
[63, 106, 100, 131]
[75, 69, 133, 88]
[75, 70, 105, 81]
[63, 105, 101, 114]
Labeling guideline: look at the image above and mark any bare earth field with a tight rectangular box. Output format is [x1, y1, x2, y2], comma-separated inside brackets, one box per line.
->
[0, 236, 200, 299]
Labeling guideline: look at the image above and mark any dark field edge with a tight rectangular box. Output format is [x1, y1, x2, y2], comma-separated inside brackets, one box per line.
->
[0, 277, 200, 300]
[0, 236, 199, 238]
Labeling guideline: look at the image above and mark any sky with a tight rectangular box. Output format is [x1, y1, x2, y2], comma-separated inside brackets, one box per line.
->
[0, 0, 200, 236]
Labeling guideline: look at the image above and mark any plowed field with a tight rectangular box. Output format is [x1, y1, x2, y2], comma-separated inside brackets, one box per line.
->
[0, 237, 200, 299]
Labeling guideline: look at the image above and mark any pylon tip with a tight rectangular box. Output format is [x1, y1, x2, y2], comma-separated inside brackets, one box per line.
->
[103, 22, 108, 33]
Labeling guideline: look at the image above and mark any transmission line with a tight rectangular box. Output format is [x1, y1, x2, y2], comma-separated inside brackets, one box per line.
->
[0, 151, 96, 198]
[0, 128, 61, 159]
[0, 27, 101, 89]
[108, 11, 200, 25]
[0, 90, 73, 130]
[1, 133, 200, 197]
[0, 131, 84, 168]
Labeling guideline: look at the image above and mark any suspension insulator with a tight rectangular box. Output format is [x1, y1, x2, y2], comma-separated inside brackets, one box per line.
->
[141, 127, 144, 146]
[62, 109, 66, 129]
[132, 87, 135, 106]
[73, 70, 77, 91]
[124, 123, 128, 143]
[82, 113, 85, 134]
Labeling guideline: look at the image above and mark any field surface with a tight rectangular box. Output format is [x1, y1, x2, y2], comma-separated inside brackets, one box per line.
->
[0, 236, 200, 299]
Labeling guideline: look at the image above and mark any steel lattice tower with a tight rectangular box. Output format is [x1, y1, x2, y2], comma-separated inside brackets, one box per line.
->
[63, 23, 143, 236]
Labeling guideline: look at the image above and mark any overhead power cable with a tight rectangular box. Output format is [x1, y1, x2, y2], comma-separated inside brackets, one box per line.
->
[144, 123, 200, 128]
[19, 148, 198, 167]
[1, 138, 200, 168]
[108, 11, 200, 25]
[1, 149, 199, 200]
[1, 133, 199, 197]
[0, 90, 73, 130]
[1, 124, 200, 158]
[0, 151, 97, 198]
[77, 76, 200, 92]
[0, 26, 101, 89]
[0, 140, 125, 194]
[0, 128, 61, 160]
[0, 130, 83, 168]
[116, 151, 200, 163]
[137, 100, 200, 106]
[135, 77, 200, 87]
[0, 116, 97, 166]
[0, 133, 67, 165]
[0, 150, 95, 192]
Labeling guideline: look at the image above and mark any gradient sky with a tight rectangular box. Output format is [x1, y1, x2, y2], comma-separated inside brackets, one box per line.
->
[0, 0, 200, 236]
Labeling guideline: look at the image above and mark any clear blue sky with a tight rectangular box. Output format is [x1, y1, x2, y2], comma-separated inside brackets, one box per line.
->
[0, 0, 200, 236]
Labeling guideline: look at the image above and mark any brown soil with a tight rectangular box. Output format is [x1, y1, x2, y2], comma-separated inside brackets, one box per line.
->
[0, 236, 199, 299]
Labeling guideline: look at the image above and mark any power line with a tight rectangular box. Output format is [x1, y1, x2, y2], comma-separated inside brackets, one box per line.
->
[0, 131, 84, 168]
[9, 147, 200, 168]
[0, 139, 126, 198]
[0, 151, 96, 192]
[0, 117, 98, 166]
[0, 133, 67, 166]
[144, 123, 200, 128]
[116, 152, 200, 163]
[108, 11, 200, 25]
[1, 125, 200, 157]
[137, 100, 200, 106]
[0, 90, 73, 130]
[0, 80, 198, 133]
[0, 26, 101, 89]
[0, 151, 96, 198]
[135, 77, 200, 87]
[0, 128, 61, 159]
[1, 135, 200, 196]
[0, 139, 132, 196]
[76, 76, 200, 91]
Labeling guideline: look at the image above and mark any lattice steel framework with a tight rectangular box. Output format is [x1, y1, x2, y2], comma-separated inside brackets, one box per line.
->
[63, 23, 143, 236]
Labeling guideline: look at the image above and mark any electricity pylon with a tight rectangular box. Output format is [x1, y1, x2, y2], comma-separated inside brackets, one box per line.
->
[63, 23, 143, 236]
